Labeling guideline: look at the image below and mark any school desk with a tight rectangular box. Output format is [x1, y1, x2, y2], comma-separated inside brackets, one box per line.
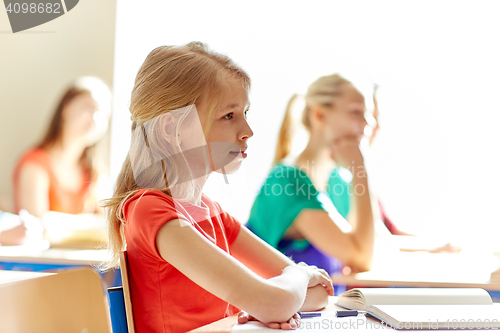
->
[0, 246, 120, 286]
[0, 269, 53, 284]
[188, 297, 345, 333]
[190, 296, 500, 332]
[331, 250, 500, 300]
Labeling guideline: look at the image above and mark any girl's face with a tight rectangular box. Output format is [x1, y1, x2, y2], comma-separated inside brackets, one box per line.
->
[201, 78, 253, 174]
[323, 86, 368, 144]
[62, 92, 110, 146]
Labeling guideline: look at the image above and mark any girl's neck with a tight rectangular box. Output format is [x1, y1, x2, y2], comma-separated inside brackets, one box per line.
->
[296, 133, 334, 190]
[192, 176, 208, 206]
[48, 132, 87, 167]
[176, 173, 210, 207]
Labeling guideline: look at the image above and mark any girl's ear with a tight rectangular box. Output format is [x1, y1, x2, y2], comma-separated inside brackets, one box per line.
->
[309, 105, 327, 128]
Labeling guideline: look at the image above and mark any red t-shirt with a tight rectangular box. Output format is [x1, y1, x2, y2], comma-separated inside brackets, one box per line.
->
[123, 189, 242, 333]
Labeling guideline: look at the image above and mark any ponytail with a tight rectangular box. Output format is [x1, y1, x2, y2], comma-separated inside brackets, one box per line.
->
[273, 94, 301, 164]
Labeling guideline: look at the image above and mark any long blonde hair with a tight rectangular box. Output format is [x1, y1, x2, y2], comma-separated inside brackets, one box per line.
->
[102, 42, 250, 269]
[273, 74, 352, 164]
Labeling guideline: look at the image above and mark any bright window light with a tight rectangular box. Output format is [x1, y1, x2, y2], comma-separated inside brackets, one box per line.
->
[111, 0, 500, 241]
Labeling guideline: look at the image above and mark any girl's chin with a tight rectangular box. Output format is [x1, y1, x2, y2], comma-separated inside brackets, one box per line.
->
[213, 160, 243, 175]
[85, 129, 108, 146]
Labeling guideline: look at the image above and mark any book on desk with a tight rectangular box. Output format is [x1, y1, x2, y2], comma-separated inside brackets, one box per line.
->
[336, 288, 500, 330]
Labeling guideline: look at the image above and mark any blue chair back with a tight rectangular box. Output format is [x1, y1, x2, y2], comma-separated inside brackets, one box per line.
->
[107, 286, 128, 333]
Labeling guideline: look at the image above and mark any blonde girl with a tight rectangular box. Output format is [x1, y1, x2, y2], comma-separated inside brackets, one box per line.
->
[103, 42, 333, 333]
[247, 74, 375, 275]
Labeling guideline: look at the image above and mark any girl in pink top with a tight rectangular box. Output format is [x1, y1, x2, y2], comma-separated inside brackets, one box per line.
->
[13, 77, 111, 217]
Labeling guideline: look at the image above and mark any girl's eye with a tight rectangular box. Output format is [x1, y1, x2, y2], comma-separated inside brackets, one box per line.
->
[223, 109, 249, 120]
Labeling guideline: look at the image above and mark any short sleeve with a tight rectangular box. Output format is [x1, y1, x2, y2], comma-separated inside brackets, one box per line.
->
[212, 201, 241, 246]
[123, 190, 189, 260]
[13, 149, 51, 191]
[247, 165, 326, 250]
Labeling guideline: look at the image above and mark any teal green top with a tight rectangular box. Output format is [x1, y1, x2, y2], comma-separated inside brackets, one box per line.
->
[327, 167, 351, 218]
[247, 163, 352, 253]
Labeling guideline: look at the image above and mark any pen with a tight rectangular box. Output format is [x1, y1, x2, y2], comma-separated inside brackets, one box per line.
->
[298, 310, 365, 319]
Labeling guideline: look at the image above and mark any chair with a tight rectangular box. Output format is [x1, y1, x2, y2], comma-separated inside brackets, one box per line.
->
[107, 251, 135, 333]
[107, 286, 128, 333]
[0, 268, 111, 333]
[120, 251, 136, 333]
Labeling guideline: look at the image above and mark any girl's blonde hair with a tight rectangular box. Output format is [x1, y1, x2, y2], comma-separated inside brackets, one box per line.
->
[273, 74, 352, 164]
[102, 42, 250, 269]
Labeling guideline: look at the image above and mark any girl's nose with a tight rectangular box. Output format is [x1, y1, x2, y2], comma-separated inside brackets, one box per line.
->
[364, 112, 375, 128]
[240, 120, 254, 141]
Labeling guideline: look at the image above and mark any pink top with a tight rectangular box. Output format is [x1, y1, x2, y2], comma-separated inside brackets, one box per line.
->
[12, 148, 95, 214]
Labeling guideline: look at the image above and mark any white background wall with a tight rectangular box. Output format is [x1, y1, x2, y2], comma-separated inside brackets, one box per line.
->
[0, 0, 116, 210]
[3, 1, 498, 244]
[111, 1, 500, 243]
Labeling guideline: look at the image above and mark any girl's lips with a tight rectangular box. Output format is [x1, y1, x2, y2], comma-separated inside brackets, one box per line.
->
[230, 151, 247, 158]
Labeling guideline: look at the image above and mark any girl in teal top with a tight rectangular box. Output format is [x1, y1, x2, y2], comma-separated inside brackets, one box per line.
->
[247, 74, 375, 274]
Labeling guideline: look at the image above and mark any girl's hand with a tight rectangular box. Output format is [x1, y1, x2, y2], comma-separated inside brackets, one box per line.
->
[0, 223, 28, 246]
[330, 136, 364, 169]
[238, 311, 301, 330]
[368, 89, 380, 146]
[297, 262, 334, 296]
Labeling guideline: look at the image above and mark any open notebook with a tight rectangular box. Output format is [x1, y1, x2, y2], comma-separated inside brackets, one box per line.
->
[336, 288, 500, 330]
